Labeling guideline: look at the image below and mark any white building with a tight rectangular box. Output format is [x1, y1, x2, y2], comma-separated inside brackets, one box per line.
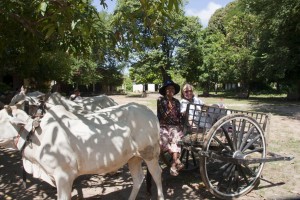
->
[132, 83, 156, 93]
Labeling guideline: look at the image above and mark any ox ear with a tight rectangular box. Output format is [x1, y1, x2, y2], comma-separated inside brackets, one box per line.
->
[4, 105, 12, 115]
[20, 85, 27, 94]
[4, 105, 28, 125]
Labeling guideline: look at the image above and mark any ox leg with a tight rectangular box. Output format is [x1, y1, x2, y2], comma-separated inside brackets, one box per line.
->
[146, 168, 152, 195]
[127, 157, 144, 200]
[54, 170, 75, 200]
[145, 159, 164, 200]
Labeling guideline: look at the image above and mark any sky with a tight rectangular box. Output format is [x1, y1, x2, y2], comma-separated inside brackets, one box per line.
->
[92, 0, 234, 27]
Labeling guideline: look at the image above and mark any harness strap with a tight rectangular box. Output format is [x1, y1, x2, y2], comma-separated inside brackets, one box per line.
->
[16, 118, 34, 152]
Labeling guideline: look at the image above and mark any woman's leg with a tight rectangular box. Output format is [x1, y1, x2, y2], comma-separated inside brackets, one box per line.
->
[169, 151, 179, 176]
[172, 152, 178, 168]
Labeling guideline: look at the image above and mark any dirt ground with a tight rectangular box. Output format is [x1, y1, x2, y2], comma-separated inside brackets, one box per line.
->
[0, 93, 299, 200]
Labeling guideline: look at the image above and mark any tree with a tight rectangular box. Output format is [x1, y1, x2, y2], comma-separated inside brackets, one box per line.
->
[201, 31, 227, 95]
[0, 0, 105, 88]
[0, 0, 182, 90]
[175, 16, 204, 85]
[240, 0, 300, 99]
[225, 10, 259, 96]
[203, 1, 263, 97]
[113, 0, 186, 83]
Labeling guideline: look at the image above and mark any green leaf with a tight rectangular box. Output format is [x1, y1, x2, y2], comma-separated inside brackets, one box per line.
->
[45, 26, 55, 39]
[168, 0, 174, 11]
[39, 2, 47, 16]
[71, 20, 77, 30]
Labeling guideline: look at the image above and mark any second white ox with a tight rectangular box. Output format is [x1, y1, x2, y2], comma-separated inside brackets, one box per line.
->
[45, 92, 118, 114]
[0, 103, 164, 200]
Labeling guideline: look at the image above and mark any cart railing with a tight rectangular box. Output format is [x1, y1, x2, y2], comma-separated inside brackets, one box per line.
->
[178, 103, 293, 199]
[182, 103, 271, 146]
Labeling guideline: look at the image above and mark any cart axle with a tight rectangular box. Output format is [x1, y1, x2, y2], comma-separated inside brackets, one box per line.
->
[197, 149, 294, 165]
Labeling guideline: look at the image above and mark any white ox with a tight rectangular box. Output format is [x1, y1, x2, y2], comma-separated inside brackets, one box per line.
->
[9, 90, 118, 116]
[45, 92, 118, 114]
[0, 103, 164, 200]
[9, 88, 45, 116]
[9, 87, 45, 106]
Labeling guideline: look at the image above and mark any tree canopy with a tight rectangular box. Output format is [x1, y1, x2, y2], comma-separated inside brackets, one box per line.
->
[0, 0, 181, 91]
[0, 0, 299, 99]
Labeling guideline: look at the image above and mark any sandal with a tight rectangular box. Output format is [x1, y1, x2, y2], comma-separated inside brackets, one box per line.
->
[170, 167, 179, 176]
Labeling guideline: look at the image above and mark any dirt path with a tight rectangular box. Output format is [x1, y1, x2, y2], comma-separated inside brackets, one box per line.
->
[0, 94, 299, 200]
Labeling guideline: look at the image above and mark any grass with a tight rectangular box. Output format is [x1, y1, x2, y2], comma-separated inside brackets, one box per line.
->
[195, 91, 298, 103]
[132, 91, 300, 115]
[147, 99, 157, 111]
[126, 92, 144, 97]
[137, 92, 299, 198]
[199, 96, 250, 106]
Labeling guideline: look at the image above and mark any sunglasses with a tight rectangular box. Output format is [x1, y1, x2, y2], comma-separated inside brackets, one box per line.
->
[184, 90, 193, 93]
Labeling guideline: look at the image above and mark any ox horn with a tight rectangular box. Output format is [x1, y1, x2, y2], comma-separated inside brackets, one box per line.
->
[15, 100, 25, 109]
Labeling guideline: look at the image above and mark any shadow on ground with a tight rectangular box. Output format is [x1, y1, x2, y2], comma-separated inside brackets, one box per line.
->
[0, 147, 217, 200]
[1, 145, 295, 200]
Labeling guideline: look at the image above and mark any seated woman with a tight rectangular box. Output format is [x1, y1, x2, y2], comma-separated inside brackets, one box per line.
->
[180, 83, 204, 113]
[180, 83, 208, 129]
[180, 83, 229, 132]
[157, 80, 184, 176]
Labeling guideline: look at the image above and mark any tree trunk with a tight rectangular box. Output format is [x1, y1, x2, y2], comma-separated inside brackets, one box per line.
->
[287, 80, 300, 100]
[203, 81, 210, 97]
[160, 66, 171, 83]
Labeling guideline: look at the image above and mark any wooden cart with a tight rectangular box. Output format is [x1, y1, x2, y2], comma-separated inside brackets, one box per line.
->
[180, 103, 294, 199]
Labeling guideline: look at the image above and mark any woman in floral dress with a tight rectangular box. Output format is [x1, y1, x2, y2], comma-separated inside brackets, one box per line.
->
[157, 80, 184, 176]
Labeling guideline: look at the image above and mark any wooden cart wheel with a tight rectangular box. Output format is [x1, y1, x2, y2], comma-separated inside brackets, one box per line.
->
[199, 113, 266, 199]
